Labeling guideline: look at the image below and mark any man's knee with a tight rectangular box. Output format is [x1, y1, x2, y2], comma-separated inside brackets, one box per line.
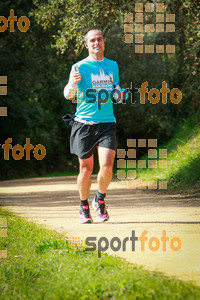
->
[98, 147, 116, 171]
[79, 164, 93, 178]
[100, 160, 114, 171]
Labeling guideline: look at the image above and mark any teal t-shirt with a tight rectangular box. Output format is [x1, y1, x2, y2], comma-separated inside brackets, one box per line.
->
[70, 56, 119, 123]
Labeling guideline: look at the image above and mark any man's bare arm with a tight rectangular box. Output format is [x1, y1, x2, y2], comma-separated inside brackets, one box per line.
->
[63, 66, 82, 99]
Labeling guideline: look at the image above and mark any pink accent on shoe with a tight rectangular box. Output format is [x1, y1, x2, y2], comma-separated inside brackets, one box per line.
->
[101, 214, 107, 218]
[81, 205, 88, 209]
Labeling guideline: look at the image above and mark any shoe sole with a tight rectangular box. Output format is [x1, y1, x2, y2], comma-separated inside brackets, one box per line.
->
[97, 215, 109, 222]
[80, 219, 93, 224]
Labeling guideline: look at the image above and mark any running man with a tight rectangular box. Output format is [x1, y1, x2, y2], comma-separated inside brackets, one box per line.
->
[64, 29, 120, 223]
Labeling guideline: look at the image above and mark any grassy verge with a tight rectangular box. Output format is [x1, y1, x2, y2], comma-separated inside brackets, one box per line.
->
[130, 113, 200, 194]
[0, 208, 200, 299]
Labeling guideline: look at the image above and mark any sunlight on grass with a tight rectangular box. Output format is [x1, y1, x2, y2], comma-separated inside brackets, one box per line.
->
[0, 208, 200, 299]
[136, 115, 200, 193]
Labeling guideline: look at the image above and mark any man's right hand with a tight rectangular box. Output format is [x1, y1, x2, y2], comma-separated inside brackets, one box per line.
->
[72, 66, 82, 84]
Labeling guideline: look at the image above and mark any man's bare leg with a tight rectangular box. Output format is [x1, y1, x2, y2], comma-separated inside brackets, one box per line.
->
[77, 155, 94, 200]
[78, 155, 94, 223]
[92, 146, 115, 222]
[97, 146, 116, 194]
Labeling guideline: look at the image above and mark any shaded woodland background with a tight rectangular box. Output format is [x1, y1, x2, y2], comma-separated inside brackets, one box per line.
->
[0, 0, 199, 180]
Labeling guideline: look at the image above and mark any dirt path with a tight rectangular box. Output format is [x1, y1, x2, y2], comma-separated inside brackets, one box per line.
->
[0, 176, 200, 286]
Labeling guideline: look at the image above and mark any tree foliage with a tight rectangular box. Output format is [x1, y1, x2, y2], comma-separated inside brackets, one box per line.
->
[0, 0, 199, 180]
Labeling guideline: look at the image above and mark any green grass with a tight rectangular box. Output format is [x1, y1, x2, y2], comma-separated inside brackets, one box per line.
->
[134, 113, 200, 193]
[0, 208, 200, 299]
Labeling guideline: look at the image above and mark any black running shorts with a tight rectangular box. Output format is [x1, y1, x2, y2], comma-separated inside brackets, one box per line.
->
[70, 121, 117, 159]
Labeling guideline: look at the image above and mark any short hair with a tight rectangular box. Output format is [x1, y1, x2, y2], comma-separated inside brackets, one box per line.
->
[84, 29, 104, 43]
